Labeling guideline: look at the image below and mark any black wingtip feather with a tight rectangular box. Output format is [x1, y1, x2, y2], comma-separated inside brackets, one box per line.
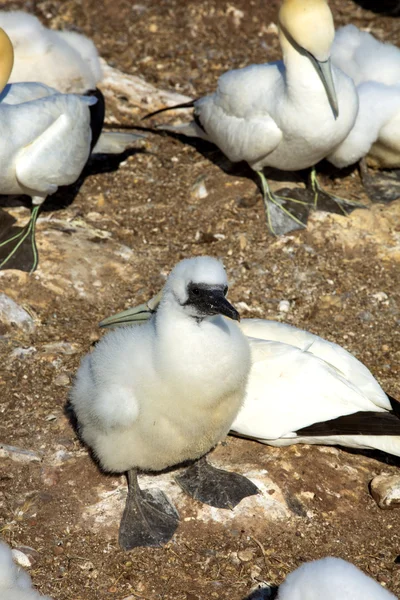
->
[142, 99, 196, 121]
[85, 88, 106, 152]
[296, 410, 400, 437]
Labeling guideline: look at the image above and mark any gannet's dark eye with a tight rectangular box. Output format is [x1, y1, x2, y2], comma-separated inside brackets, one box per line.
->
[192, 287, 200, 296]
[223, 286, 228, 296]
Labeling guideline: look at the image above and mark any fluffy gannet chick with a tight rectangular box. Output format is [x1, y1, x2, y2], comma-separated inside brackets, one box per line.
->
[0, 541, 52, 600]
[275, 557, 397, 599]
[70, 257, 257, 549]
[100, 289, 400, 458]
[328, 25, 400, 201]
[0, 11, 102, 93]
[144, 0, 359, 235]
[0, 27, 105, 273]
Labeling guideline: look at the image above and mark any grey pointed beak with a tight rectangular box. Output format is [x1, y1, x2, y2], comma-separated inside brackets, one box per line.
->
[309, 56, 339, 119]
[99, 291, 162, 328]
[205, 289, 240, 322]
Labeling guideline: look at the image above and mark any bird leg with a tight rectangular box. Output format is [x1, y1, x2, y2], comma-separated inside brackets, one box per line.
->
[257, 171, 308, 236]
[309, 166, 366, 214]
[175, 455, 259, 510]
[118, 468, 179, 550]
[0, 204, 41, 273]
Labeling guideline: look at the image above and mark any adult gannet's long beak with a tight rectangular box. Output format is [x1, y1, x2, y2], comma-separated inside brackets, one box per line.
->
[0, 28, 14, 93]
[99, 291, 162, 328]
[308, 55, 339, 119]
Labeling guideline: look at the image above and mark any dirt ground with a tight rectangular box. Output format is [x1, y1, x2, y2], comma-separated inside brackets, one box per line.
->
[1, 0, 400, 599]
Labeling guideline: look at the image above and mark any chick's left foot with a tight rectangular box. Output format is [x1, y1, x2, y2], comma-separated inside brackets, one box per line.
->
[176, 456, 259, 509]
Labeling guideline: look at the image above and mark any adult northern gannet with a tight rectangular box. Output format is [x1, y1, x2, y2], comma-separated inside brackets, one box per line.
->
[144, 0, 359, 235]
[70, 257, 258, 549]
[328, 25, 400, 201]
[271, 557, 397, 599]
[0, 27, 103, 272]
[0, 28, 143, 272]
[100, 286, 400, 458]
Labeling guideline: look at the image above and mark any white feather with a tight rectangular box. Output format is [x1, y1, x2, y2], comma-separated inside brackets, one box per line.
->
[277, 557, 397, 600]
[0, 11, 101, 93]
[0, 541, 52, 600]
[107, 296, 400, 457]
[155, 4, 358, 175]
[329, 25, 400, 168]
[70, 257, 251, 473]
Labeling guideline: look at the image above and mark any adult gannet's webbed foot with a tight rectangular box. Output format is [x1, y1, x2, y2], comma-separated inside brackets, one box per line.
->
[119, 469, 179, 550]
[257, 171, 308, 236]
[310, 167, 366, 215]
[175, 456, 259, 509]
[0, 205, 40, 273]
[359, 158, 400, 204]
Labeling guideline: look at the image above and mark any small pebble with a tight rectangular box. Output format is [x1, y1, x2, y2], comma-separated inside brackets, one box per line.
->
[53, 373, 70, 387]
[279, 300, 290, 313]
[12, 548, 32, 568]
[238, 548, 255, 562]
[372, 292, 388, 302]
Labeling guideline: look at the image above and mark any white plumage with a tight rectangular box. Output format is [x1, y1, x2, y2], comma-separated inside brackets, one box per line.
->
[100, 286, 400, 458]
[147, 0, 359, 234]
[233, 319, 399, 456]
[71, 256, 250, 473]
[0, 541, 52, 600]
[0, 27, 100, 271]
[71, 257, 258, 548]
[0, 26, 143, 271]
[329, 25, 400, 169]
[276, 557, 397, 599]
[0, 11, 102, 93]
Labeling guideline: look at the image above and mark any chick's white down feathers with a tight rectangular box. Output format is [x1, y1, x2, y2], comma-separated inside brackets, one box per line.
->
[0, 11, 102, 93]
[71, 257, 251, 473]
[277, 557, 397, 600]
[329, 24, 400, 168]
[0, 541, 52, 600]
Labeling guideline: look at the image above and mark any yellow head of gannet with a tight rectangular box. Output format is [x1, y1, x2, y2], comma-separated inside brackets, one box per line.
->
[278, 0, 338, 118]
[0, 28, 14, 93]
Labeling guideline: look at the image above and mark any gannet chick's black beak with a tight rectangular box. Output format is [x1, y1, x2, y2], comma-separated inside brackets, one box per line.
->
[184, 283, 240, 322]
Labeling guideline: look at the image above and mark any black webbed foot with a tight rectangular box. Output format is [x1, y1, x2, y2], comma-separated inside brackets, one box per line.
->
[119, 469, 179, 549]
[175, 456, 259, 510]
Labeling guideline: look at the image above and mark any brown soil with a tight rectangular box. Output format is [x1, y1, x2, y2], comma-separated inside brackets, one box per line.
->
[1, 1, 400, 599]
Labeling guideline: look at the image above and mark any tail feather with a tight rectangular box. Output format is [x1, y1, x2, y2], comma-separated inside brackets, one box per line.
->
[142, 99, 196, 121]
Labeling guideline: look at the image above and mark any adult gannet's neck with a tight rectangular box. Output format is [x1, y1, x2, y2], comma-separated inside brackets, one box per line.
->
[0, 29, 14, 94]
[279, 28, 336, 116]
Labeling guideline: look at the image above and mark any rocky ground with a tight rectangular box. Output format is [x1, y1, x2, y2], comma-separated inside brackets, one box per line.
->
[1, 0, 400, 599]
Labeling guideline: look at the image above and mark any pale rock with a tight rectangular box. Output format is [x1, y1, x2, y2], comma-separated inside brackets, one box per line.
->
[11, 548, 32, 568]
[0, 444, 41, 464]
[53, 373, 70, 387]
[370, 474, 400, 509]
[307, 200, 400, 262]
[29, 217, 140, 301]
[99, 59, 191, 119]
[278, 300, 290, 313]
[0, 293, 35, 333]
